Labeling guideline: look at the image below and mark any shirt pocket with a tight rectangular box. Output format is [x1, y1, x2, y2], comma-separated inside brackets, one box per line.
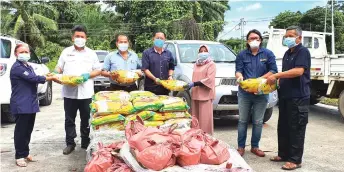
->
[161, 56, 171, 69]
[243, 59, 251, 68]
[110, 61, 118, 71]
[83, 58, 93, 70]
[297, 105, 309, 125]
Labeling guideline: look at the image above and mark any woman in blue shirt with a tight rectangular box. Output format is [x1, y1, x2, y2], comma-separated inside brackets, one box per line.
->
[10, 44, 55, 167]
[235, 29, 278, 157]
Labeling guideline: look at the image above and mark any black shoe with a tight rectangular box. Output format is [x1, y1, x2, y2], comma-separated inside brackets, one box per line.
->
[81, 139, 90, 149]
[63, 145, 75, 155]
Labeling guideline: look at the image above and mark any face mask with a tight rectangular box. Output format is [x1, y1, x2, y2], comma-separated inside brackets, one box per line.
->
[154, 39, 165, 48]
[283, 37, 297, 48]
[249, 40, 260, 49]
[74, 38, 86, 47]
[18, 53, 30, 62]
[118, 43, 129, 51]
[198, 52, 210, 60]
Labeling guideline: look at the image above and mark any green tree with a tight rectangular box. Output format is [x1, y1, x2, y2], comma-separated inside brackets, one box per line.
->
[269, 11, 303, 29]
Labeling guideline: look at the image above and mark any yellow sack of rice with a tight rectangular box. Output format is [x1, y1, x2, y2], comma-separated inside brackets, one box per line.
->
[124, 111, 155, 125]
[52, 74, 85, 86]
[132, 96, 163, 111]
[90, 100, 135, 115]
[239, 78, 278, 95]
[147, 111, 191, 121]
[110, 70, 140, 85]
[94, 121, 125, 131]
[92, 91, 130, 101]
[160, 80, 188, 91]
[158, 96, 189, 112]
[144, 120, 164, 127]
[129, 91, 155, 101]
[91, 114, 125, 127]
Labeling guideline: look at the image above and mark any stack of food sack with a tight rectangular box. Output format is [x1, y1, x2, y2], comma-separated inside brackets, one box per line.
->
[238, 78, 278, 95]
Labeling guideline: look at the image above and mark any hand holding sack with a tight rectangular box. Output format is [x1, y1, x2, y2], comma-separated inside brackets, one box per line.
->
[49, 74, 86, 86]
[160, 80, 188, 91]
[110, 70, 140, 85]
[238, 78, 278, 95]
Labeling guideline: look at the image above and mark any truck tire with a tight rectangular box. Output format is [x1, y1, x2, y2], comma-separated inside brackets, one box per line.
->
[40, 81, 52, 106]
[176, 91, 191, 113]
[263, 107, 273, 123]
[310, 96, 320, 105]
[339, 90, 344, 120]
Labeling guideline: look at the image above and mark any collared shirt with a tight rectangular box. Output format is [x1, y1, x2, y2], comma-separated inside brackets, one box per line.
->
[141, 47, 175, 90]
[235, 47, 278, 95]
[279, 44, 311, 99]
[57, 46, 101, 99]
[10, 60, 46, 114]
[102, 50, 141, 84]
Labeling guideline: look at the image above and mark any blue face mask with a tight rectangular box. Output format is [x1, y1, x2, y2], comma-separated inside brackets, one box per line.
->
[198, 52, 210, 60]
[18, 53, 31, 62]
[154, 39, 165, 48]
[283, 37, 298, 48]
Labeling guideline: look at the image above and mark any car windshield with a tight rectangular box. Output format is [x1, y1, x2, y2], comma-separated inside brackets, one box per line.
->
[96, 51, 108, 62]
[177, 43, 236, 63]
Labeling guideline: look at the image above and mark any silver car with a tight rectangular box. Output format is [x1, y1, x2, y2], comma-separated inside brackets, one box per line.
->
[162, 40, 278, 123]
[94, 50, 110, 92]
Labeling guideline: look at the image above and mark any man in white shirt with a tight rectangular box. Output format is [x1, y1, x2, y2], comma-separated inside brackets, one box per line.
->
[54, 25, 101, 155]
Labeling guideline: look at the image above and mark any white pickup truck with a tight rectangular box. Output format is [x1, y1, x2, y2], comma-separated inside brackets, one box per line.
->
[0, 35, 53, 122]
[263, 27, 344, 119]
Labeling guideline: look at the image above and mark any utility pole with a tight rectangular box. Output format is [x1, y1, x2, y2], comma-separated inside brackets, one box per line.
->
[331, 0, 335, 55]
[239, 18, 246, 50]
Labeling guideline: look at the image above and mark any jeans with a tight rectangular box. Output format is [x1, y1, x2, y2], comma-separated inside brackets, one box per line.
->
[278, 98, 309, 164]
[237, 92, 268, 148]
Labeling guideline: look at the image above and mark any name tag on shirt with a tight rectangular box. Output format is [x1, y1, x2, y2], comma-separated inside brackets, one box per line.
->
[260, 58, 267, 62]
[23, 71, 29, 76]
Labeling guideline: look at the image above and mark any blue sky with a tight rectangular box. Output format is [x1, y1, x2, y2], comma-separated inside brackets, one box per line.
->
[217, 0, 329, 40]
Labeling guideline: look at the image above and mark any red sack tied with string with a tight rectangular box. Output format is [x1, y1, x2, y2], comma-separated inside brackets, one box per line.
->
[200, 134, 230, 165]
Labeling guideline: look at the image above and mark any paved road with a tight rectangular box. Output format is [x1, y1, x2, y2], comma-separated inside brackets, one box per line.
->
[1, 84, 344, 172]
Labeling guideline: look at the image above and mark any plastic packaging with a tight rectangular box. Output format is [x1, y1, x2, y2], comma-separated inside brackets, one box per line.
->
[84, 143, 114, 172]
[200, 134, 230, 165]
[124, 111, 155, 125]
[54, 74, 85, 86]
[94, 121, 125, 131]
[160, 80, 188, 91]
[158, 96, 189, 112]
[132, 96, 164, 112]
[90, 100, 136, 115]
[239, 78, 278, 95]
[93, 91, 130, 102]
[91, 114, 125, 127]
[144, 120, 164, 127]
[110, 70, 140, 85]
[129, 91, 156, 101]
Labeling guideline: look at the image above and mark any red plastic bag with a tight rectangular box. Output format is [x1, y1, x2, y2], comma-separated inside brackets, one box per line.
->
[136, 141, 176, 171]
[84, 143, 114, 172]
[106, 141, 125, 151]
[106, 157, 132, 172]
[176, 128, 205, 166]
[125, 116, 146, 140]
[200, 134, 230, 165]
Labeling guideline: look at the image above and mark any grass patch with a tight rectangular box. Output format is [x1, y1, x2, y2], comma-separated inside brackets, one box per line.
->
[320, 98, 338, 106]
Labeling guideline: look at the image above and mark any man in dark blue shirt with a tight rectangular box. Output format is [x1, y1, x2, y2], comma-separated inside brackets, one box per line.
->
[235, 29, 278, 157]
[142, 32, 175, 95]
[267, 26, 311, 170]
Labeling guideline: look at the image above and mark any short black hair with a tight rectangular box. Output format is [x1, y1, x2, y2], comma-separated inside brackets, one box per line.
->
[153, 31, 166, 38]
[115, 34, 129, 42]
[246, 29, 263, 49]
[72, 25, 87, 35]
[286, 26, 302, 36]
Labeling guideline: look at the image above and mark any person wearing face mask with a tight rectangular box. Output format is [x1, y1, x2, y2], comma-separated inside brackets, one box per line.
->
[266, 26, 311, 170]
[54, 25, 101, 155]
[184, 45, 216, 135]
[10, 44, 56, 167]
[235, 29, 277, 157]
[101, 34, 142, 92]
[141, 31, 175, 95]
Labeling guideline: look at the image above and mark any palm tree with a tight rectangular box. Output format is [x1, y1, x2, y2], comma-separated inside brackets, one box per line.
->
[1, 1, 58, 48]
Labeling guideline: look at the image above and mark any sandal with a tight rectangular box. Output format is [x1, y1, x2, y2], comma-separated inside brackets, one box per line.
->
[282, 162, 301, 170]
[16, 158, 27, 167]
[25, 155, 37, 162]
[270, 156, 286, 162]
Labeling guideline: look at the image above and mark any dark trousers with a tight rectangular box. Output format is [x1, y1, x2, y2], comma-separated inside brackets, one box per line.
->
[64, 98, 92, 146]
[144, 85, 169, 95]
[278, 98, 309, 164]
[14, 113, 36, 159]
[109, 83, 138, 92]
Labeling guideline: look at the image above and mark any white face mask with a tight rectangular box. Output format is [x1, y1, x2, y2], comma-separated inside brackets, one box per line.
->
[18, 53, 31, 62]
[249, 40, 260, 49]
[74, 38, 86, 47]
[118, 43, 129, 52]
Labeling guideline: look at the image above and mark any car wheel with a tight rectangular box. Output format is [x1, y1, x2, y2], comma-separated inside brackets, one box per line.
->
[40, 81, 52, 106]
[263, 107, 273, 123]
[176, 91, 191, 113]
[338, 90, 344, 121]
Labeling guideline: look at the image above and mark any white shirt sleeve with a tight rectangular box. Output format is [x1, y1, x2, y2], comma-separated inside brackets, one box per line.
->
[57, 49, 67, 70]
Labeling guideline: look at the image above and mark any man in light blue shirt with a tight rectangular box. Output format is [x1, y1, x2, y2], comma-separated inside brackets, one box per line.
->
[101, 34, 142, 92]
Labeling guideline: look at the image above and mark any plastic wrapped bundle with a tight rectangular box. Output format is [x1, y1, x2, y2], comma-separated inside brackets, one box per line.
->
[52, 74, 85, 86]
[143, 120, 165, 127]
[147, 111, 191, 121]
[94, 121, 125, 131]
[110, 70, 139, 85]
[239, 78, 278, 95]
[90, 100, 136, 115]
[124, 111, 155, 125]
[158, 96, 189, 112]
[160, 80, 188, 91]
[129, 91, 155, 101]
[91, 114, 125, 127]
[132, 96, 164, 112]
[92, 91, 130, 102]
